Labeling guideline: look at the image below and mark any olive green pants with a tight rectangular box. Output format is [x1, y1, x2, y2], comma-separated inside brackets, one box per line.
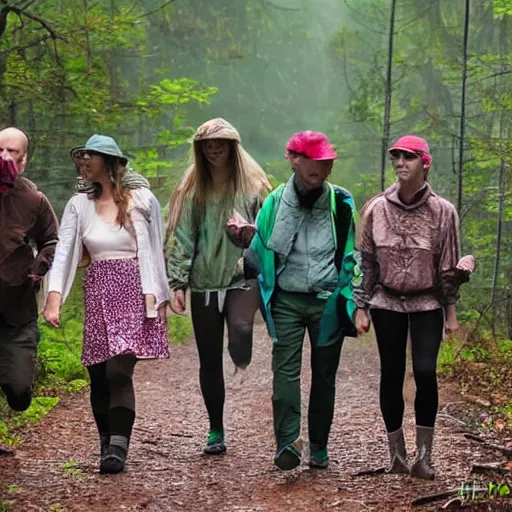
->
[271, 291, 343, 453]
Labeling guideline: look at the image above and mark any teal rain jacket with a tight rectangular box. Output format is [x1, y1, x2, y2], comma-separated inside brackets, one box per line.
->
[245, 182, 360, 346]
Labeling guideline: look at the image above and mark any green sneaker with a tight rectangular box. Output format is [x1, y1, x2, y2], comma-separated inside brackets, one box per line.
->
[309, 446, 329, 469]
[204, 429, 226, 455]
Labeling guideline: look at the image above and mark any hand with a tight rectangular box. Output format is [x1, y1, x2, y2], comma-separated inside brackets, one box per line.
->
[158, 303, 168, 322]
[43, 291, 62, 328]
[225, 210, 256, 248]
[226, 223, 256, 248]
[354, 308, 370, 334]
[456, 255, 476, 273]
[28, 274, 43, 283]
[226, 209, 249, 229]
[444, 304, 460, 336]
[43, 304, 61, 328]
[170, 289, 186, 315]
[444, 316, 460, 335]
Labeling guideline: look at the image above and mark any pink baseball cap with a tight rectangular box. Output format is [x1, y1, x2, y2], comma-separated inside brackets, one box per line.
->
[285, 131, 338, 161]
[388, 135, 432, 170]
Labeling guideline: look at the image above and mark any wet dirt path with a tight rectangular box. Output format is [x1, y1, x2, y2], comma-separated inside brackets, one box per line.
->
[0, 316, 494, 511]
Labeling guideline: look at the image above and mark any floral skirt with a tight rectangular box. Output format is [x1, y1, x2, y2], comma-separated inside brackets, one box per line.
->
[82, 258, 169, 367]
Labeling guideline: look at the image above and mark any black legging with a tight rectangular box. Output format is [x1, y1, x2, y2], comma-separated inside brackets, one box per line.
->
[87, 354, 137, 439]
[190, 286, 260, 432]
[371, 308, 444, 433]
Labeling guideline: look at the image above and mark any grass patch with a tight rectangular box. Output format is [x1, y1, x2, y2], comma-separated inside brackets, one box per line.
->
[10, 397, 60, 428]
[438, 339, 458, 374]
[61, 460, 84, 477]
[168, 314, 193, 344]
[0, 420, 21, 446]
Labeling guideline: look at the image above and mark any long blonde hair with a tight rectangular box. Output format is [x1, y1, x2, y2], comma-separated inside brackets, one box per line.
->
[166, 118, 271, 241]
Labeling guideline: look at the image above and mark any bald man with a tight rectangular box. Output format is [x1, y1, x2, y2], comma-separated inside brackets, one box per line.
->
[0, 127, 58, 411]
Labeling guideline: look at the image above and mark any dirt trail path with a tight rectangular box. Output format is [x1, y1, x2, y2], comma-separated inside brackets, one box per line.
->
[0, 316, 495, 511]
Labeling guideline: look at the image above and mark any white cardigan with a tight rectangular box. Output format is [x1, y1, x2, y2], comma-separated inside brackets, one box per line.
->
[48, 189, 171, 315]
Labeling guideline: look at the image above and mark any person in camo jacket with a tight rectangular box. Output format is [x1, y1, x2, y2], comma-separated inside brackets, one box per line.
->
[356, 135, 475, 480]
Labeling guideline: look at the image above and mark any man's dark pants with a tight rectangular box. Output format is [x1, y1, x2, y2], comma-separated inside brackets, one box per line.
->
[0, 314, 39, 411]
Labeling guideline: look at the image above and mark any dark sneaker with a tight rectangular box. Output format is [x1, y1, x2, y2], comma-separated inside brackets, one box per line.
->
[309, 447, 329, 469]
[274, 445, 301, 471]
[100, 435, 128, 475]
[204, 429, 226, 455]
[100, 444, 127, 474]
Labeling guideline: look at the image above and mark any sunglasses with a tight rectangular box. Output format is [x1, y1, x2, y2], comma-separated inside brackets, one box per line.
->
[389, 150, 420, 161]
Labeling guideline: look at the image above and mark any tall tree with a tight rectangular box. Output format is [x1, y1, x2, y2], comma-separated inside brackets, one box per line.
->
[457, 0, 471, 223]
[380, 0, 396, 191]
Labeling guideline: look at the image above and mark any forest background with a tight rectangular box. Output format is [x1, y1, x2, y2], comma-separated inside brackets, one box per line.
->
[0, 0, 511, 435]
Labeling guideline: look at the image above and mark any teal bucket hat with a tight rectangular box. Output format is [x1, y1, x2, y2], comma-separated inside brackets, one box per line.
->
[70, 134, 128, 164]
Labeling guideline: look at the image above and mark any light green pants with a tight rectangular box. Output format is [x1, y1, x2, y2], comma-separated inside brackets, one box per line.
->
[271, 290, 343, 453]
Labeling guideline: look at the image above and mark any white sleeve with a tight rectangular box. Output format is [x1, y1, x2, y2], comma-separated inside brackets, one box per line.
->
[148, 192, 171, 305]
[132, 189, 171, 308]
[47, 197, 82, 301]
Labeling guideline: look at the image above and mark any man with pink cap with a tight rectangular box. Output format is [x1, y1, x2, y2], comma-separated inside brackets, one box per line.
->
[239, 131, 368, 471]
[356, 135, 475, 479]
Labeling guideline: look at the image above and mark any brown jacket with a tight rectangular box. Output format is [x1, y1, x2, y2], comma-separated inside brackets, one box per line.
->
[0, 177, 59, 326]
[356, 183, 466, 313]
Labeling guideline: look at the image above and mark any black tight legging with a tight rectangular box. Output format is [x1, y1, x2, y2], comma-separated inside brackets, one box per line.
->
[371, 308, 444, 433]
[190, 286, 260, 432]
[87, 354, 137, 439]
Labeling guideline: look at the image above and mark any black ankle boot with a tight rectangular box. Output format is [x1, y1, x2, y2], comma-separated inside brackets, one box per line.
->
[100, 435, 128, 474]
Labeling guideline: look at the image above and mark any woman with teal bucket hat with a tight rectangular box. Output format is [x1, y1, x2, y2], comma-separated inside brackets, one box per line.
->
[44, 134, 170, 474]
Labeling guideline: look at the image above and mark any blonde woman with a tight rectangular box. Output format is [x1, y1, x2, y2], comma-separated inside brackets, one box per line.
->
[44, 135, 170, 474]
[166, 118, 271, 455]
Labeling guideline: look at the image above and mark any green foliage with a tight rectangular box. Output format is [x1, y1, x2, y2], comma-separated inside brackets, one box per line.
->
[9, 397, 59, 429]
[493, 0, 512, 19]
[0, 421, 21, 446]
[168, 315, 193, 344]
[438, 339, 459, 372]
[0, 0, 220, 214]
[66, 380, 89, 393]
[61, 460, 84, 477]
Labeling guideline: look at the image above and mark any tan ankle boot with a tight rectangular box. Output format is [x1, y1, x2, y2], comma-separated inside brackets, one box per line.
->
[410, 426, 435, 480]
[386, 427, 409, 474]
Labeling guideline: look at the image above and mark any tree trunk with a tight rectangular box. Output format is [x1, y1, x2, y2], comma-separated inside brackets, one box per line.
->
[457, 0, 470, 226]
[8, 101, 16, 125]
[490, 146, 506, 336]
[489, 16, 508, 337]
[380, 0, 396, 192]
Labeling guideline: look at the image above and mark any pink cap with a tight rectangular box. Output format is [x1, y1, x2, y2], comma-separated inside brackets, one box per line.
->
[388, 135, 432, 170]
[285, 131, 338, 161]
